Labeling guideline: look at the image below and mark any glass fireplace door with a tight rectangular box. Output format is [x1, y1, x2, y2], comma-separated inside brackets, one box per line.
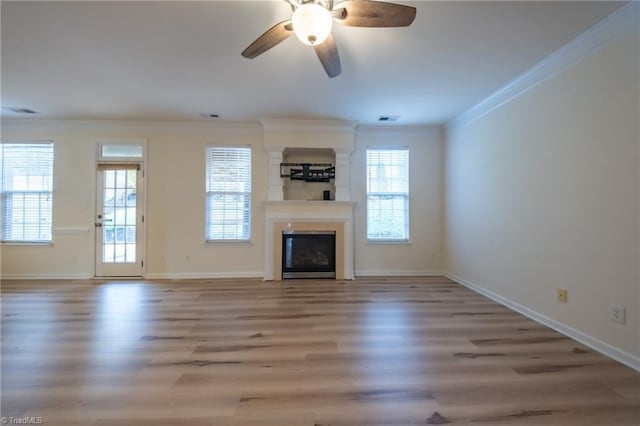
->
[282, 231, 336, 279]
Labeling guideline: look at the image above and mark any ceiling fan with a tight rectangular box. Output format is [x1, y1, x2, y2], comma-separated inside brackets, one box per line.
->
[241, 0, 416, 78]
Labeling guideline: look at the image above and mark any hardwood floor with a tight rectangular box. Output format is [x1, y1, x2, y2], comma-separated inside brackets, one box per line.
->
[1, 276, 638, 425]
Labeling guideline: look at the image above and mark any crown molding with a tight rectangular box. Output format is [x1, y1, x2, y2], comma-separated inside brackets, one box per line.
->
[356, 124, 444, 135]
[0, 117, 262, 131]
[448, 2, 639, 131]
[260, 118, 356, 133]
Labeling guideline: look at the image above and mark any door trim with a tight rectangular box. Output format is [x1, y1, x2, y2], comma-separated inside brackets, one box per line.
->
[94, 139, 147, 278]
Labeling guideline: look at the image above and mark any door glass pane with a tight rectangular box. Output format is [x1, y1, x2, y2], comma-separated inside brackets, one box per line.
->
[126, 207, 136, 224]
[104, 226, 115, 243]
[103, 207, 114, 226]
[115, 208, 126, 226]
[104, 244, 115, 262]
[104, 189, 115, 206]
[125, 244, 136, 262]
[115, 243, 126, 262]
[115, 189, 126, 207]
[126, 226, 136, 243]
[105, 170, 115, 188]
[103, 168, 137, 264]
[126, 189, 136, 206]
[127, 170, 137, 188]
[115, 170, 126, 189]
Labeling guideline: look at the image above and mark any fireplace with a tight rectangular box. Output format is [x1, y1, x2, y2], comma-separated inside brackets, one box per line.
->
[264, 204, 354, 281]
[282, 231, 336, 279]
[261, 119, 355, 281]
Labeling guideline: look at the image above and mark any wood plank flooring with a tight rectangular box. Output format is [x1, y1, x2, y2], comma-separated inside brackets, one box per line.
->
[1, 276, 638, 425]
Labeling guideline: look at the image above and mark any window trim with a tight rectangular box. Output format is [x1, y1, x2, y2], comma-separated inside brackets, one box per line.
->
[365, 146, 410, 243]
[205, 145, 252, 243]
[0, 140, 55, 245]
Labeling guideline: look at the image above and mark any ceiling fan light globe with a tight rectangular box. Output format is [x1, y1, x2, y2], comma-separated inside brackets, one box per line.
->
[292, 3, 333, 46]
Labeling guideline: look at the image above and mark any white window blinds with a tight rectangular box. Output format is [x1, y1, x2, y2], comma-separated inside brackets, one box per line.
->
[366, 148, 409, 241]
[206, 146, 252, 241]
[0, 142, 54, 242]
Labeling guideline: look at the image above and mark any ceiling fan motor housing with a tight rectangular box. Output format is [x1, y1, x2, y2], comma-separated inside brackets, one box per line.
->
[292, 2, 333, 46]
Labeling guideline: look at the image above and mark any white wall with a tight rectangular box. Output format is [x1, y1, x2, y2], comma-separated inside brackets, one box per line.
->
[445, 25, 639, 363]
[148, 123, 267, 278]
[0, 120, 442, 278]
[352, 126, 444, 276]
[0, 120, 267, 279]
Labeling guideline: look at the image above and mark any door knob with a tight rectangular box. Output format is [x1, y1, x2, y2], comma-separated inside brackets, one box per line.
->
[95, 223, 102, 227]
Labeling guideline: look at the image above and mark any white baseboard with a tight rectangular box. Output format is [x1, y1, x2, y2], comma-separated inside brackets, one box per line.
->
[1, 273, 93, 280]
[145, 272, 264, 280]
[355, 270, 443, 277]
[444, 272, 640, 372]
[1, 272, 265, 280]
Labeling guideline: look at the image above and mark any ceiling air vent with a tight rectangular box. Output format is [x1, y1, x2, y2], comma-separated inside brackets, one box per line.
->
[378, 115, 399, 122]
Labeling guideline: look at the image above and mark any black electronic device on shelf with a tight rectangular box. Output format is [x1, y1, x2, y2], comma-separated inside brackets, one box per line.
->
[280, 163, 335, 183]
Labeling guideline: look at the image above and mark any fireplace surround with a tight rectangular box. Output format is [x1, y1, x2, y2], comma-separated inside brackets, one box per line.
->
[263, 201, 354, 280]
[261, 119, 355, 281]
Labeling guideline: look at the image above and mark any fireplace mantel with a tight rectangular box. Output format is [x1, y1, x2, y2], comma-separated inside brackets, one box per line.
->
[263, 200, 355, 207]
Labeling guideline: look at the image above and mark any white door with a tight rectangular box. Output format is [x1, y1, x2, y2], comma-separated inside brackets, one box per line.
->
[95, 164, 144, 277]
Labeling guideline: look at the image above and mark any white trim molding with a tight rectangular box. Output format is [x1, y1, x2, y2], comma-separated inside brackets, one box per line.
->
[449, 2, 640, 130]
[145, 272, 264, 280]
[1, 273, 93, 280]
[445, 272, 640, 372]
[355, 270, 443, 277]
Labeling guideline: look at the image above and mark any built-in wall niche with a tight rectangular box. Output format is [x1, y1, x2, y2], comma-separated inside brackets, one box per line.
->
[282, 148, 335, 201]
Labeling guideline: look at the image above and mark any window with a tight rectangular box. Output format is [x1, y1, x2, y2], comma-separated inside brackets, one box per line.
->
[206, 146, 252, 241]
[366, 148, 409, 241]
[100, 144, 144, 159]
[0, 142, 54, 243]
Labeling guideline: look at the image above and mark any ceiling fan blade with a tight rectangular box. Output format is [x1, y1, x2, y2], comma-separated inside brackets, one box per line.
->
[282, 0, 297, 10]
[314, 33, 341, 78]
[333, 1, 416, 27]
[241, 20, 293, 59]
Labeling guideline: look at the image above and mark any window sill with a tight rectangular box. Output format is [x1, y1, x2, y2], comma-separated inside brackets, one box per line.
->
[205, 240, 253, 247]
[366, 239, 412, 246]
[1, 241, 54, 247]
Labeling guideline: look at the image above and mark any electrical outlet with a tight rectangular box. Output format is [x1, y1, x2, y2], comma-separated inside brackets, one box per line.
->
[557, 288, 568, 303]
[610, 304, 626, 324]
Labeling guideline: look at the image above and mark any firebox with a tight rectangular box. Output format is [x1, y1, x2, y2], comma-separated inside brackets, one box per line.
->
[282, 231, 336, 279]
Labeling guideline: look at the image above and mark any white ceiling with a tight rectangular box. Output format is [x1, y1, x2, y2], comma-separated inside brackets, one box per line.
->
[1, 1, 625, 125]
